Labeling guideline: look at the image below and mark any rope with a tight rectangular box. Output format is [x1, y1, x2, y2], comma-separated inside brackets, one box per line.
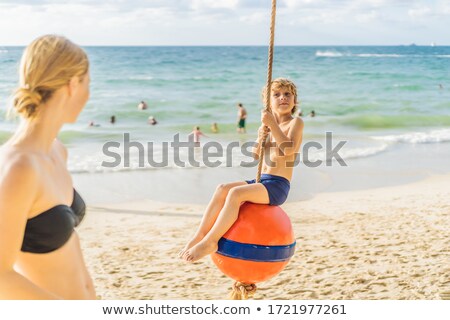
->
[226, 0, 277, 302]
[228, 282, 257, 300]
[256, 0, 277, 183]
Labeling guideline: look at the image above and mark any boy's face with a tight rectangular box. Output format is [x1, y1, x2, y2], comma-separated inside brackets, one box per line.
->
[270, 86, 295, 115]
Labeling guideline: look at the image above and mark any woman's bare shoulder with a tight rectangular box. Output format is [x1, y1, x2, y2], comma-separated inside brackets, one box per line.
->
[52, 139, 68, 162]
[0, 149, 39, 186]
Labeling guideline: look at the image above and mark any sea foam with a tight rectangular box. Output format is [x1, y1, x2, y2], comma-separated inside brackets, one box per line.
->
[372, 129, 450, 144]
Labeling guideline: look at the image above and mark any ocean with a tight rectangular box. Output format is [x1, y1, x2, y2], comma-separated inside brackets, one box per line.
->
[1, 46, 449, 203]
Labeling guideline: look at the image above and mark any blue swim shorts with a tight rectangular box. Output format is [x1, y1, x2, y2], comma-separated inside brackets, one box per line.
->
[246, 174, 290, 206]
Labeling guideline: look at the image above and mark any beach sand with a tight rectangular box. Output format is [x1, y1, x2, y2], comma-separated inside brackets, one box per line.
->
[79, 174, 449, 300]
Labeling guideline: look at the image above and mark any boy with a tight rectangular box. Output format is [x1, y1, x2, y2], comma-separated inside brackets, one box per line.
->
[180, 78, 304, 262]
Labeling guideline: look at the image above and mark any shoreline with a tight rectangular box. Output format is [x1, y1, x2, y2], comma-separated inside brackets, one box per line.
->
[79, 172, 450, 299]
[73, 140, 450, 206]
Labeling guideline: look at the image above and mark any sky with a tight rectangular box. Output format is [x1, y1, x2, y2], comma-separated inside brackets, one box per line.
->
[0, 0, 449, 46]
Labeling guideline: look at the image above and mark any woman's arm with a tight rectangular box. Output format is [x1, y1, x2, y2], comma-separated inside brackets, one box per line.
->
[0, 155, 60, 299]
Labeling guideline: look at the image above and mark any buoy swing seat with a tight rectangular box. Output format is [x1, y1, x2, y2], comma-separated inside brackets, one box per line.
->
[211, 0, 296, 299]
[212, 203, 295, 284]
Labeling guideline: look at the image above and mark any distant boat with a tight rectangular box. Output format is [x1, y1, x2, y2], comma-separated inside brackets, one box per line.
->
[431, 42, 436, 47]
[408, 43, 417, 47]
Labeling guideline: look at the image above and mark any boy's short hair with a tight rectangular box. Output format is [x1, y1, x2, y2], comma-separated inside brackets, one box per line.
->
[262, 78, 299, 115]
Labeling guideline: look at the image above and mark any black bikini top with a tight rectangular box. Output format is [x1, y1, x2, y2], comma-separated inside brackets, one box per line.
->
[21, 189, 86, 254]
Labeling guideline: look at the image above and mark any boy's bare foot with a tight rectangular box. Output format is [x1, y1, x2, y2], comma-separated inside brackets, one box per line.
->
[182, 240, 218, 263]
[178, 234, 204, 258]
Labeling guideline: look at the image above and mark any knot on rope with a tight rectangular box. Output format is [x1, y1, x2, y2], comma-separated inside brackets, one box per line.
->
[228, 281, 257, 300]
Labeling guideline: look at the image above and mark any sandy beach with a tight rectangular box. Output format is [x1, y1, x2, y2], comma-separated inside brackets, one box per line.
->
[78, 173, 449, 300]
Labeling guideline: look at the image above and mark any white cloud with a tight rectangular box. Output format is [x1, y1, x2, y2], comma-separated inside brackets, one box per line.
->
[287, 10, 347, 25]
[283, 0, 316, 7]
[408, 5, 433, 19]
[355, 10, 380, 23]
[191, 0, 239, 11]
[239, 12, 268, 24]
[437, 0, 450, 14]
[0, 0, 449, 45]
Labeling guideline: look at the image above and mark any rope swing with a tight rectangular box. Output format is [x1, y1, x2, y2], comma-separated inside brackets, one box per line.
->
[228, 0, 278, 300]
[257, 0, 277, 184]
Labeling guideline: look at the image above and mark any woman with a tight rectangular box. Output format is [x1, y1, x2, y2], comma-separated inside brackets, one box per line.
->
[0, 35, 95, 299]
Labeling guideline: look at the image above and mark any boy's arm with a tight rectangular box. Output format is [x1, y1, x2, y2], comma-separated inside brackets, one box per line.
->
[264, 114, 304, 156]
[252, 139, 261, 160]
[252, 125, 268, 160]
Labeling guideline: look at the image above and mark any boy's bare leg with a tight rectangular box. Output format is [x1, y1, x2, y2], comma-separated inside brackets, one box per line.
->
[183, 183, 269, 262]
[178, 181, 246, 258]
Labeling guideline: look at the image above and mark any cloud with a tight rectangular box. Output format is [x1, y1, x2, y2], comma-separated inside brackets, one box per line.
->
[239, 11, 269, 24]
[408, 5, 433, 19]
[0, 0, 449, 45]
[437, 0, 450, 15]
[355, 10, 380, 23]
[191, 0, 239, 10]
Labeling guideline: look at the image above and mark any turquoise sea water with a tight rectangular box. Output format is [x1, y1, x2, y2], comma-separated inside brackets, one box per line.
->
[1, 46, 449, 181]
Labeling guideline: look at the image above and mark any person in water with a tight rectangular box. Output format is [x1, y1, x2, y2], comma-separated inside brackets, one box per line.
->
[211, 122, 219, 133]
[88, 120, 100, 127]
[0, 35, 95, 299]
[138, 100, 148, 110]
[148, 116, 157, 125]
[189, 126, 206, 147]
[236, 103, 247, 133]
[180, 78, 304, 262]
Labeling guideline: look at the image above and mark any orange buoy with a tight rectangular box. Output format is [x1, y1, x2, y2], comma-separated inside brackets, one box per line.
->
[211, 202, 295, 284]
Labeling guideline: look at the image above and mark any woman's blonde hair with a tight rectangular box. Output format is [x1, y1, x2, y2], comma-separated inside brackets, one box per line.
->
[261, 78, 299, 115]
[11, 34, 89, 118]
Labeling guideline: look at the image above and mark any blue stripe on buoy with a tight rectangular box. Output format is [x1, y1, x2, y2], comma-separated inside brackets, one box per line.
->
[216, 238, 296, 262]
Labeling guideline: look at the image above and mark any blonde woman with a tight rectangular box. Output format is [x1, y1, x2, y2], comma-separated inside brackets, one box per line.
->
[0, 35, 95, 299]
